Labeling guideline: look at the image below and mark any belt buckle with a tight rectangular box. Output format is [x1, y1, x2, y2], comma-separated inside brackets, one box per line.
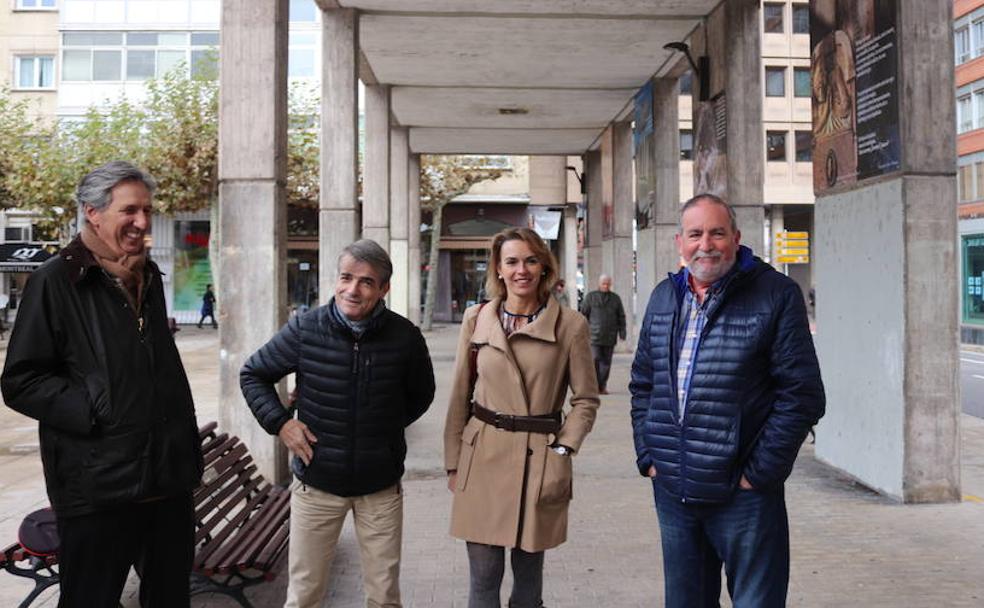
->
[493, 411, 506, 431]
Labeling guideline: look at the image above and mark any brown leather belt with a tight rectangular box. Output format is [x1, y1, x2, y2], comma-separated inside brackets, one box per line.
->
[472, 403, 562, 434]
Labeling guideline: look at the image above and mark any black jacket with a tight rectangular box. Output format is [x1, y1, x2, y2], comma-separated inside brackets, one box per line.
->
[240, 300, 435, 497]
[580, 290, 626, 347]
[629, 246, 825, 504]
[1, 237, 204, 517]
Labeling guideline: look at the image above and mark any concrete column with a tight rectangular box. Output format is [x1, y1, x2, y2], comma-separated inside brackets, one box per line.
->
[695, 0, 764, 254]
[611, 121, 635, 349]
[561, 203, 578, 307]
[814, 0, 959, 502]
[636, 77, 681, 306]
[363, 84, 390, 249]
[584, 150, 604, 293]
[319, 8, 360, 294]
[389, 127, 409, 317]
[407, 154, 422, 325]
[217, 0, 289, 483]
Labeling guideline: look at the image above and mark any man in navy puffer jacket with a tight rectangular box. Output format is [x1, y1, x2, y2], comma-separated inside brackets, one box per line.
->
[629, 194, 824, 608]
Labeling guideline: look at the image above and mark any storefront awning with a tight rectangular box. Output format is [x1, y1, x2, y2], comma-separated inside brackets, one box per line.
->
[0, 243, 56, 273]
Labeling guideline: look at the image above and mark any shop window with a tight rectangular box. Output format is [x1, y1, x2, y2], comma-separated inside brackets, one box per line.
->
[963, 235, 984, 324]
[794, 131, 811, 162]
[763, 3, 784, 34]
[680, 130, 693, 160]
[792, 4, 810, 34]
[765, 67, 786, 97]
[14, 55, 55, 89]
[767, 131, 787, 162]
[793, 68, 811, 98]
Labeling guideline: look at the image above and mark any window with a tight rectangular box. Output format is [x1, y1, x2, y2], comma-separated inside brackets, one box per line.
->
[957, 27, 971, 64]
[975, 20, 984, 57]
[14, 55, 55, 89]
[4, 226, 30, 242]
[15, 0, 56, 9]
[767, 131, 787, 162]
[960, 164, 974, 201]
[289, 0, 316, 22]
[794, 130, 811, 162]
[962, 234, 984, 323]
[792, 4, 810, 34]
[793, 68, 810, 97]
[288, 31, 316, 78]
[62, 30, 218, 82]
[959, 95, 974, 133]
[765, 67, 786, 97]
[763, 3, 784, 34]
[679, 70, 693, 96]
[975, 92, 984, 130]
[680, 130, 693, 160]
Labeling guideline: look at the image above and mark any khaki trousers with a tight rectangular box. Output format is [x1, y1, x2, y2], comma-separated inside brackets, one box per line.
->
[284, 480, 403, 608]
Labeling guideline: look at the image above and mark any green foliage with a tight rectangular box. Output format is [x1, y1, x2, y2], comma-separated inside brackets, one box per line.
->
[0, 58, 320, 241]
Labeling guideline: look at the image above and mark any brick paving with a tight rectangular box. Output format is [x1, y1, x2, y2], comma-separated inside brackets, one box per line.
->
[1, 324, 983, 607]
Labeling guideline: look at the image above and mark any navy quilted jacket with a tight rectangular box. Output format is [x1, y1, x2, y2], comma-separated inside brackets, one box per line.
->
[240, 300, 435, 496]
[629, 246, 824, 504]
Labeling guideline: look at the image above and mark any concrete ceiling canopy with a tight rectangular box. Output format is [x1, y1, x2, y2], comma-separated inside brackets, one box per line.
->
[336, 0, 719, 154]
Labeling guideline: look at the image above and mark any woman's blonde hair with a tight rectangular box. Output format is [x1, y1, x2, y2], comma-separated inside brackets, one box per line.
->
[484, 227, 558, 303]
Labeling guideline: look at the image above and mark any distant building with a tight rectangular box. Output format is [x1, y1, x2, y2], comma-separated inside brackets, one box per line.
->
[956, 0, 984, 342]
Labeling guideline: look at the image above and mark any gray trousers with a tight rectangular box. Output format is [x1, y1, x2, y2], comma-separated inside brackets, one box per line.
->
[466, 542, 544, 608]
[590, 344, 615, 390]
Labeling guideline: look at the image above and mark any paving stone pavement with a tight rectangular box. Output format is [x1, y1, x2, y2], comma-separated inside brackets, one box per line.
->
[1, 324, 983, 607]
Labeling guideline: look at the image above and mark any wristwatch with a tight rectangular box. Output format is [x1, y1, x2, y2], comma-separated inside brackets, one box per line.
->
[551, 444, 571, 455]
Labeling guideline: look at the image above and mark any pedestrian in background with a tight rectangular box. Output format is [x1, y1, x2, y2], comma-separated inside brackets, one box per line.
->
[579, 274, 626, 394]
[2, 161, 204, 607]
[444, 227, 599, 608]
[241, 239, 435, 608]
[630, 194, 825, 607]
[197, 283, 217, 328]
[552, 278, 570, 308]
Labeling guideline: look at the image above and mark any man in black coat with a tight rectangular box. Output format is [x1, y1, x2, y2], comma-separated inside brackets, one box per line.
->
[580, 274, 626, 393]
[240, 239, 435, 608]
[1, 161, 204, 607]
[629, 194, 824, 608]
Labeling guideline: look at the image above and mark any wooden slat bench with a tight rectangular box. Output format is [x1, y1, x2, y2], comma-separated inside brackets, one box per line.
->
[190, 421, 291, 607]
[1, 422, 291, 608]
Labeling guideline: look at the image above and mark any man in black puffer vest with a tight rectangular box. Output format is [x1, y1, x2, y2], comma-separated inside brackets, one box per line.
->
[241, 239, 434, 608]
[630, 194, 824, 608]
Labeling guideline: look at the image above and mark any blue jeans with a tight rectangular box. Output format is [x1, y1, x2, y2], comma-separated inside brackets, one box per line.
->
[653, 481, 789, 608]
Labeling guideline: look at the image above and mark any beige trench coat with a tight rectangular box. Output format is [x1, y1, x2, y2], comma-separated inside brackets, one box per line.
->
[443, 296, 600, 552]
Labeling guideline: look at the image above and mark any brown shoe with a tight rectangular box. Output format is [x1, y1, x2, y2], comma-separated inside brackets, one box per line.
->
[599, 388, 609, 395]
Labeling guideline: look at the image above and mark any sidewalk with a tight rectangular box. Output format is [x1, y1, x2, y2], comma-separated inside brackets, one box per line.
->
[1, 325, 983, 606]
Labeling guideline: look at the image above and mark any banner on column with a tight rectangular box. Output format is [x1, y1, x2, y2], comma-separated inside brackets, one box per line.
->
[693, 94, 728, 199]
[811, 0, 900, 194]
[634, 80, 655, 230]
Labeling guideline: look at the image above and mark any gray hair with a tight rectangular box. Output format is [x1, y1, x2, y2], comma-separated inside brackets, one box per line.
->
[77, 161, 157, 217]
[679, 193, 738, 233]
[337, 239, 393, 285]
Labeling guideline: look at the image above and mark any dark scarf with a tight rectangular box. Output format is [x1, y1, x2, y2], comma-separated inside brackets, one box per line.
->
[80, 223, 147, 313]
[330, 299, 386, 339]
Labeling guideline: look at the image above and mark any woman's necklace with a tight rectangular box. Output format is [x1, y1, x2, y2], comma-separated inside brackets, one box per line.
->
[501, 303, 544, 321]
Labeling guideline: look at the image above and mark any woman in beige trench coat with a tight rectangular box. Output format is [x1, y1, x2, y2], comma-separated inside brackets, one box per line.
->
[444, 227, 600, 608]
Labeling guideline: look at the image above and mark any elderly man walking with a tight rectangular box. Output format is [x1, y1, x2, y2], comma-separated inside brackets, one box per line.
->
[2, 161, 204, 607]
[580, 274, 626, 394]
[630, 194, 825, 607]
[240, 239, 435, 608]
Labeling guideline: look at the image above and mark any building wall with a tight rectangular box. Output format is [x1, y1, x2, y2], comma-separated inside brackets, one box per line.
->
[956, 0, 984, 340]
[2, 2, 59, 122]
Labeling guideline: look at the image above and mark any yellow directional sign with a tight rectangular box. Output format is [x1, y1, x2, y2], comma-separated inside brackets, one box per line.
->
[775, 231, 810, 264]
